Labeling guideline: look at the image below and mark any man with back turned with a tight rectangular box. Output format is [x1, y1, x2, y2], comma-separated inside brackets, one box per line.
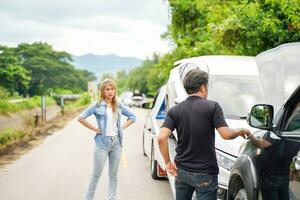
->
[158, 69, 250, 200]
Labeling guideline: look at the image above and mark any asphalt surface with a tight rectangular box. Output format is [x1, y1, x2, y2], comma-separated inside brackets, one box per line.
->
[0, 108, 173, 200]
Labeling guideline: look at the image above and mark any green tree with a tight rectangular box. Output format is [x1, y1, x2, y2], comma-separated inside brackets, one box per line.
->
[15, 42, 96, 95]
[115, 70, 129, 95]
[127, 55, 161, 96]
[0, 46, 30, 96]
[167, 0, 300, 56]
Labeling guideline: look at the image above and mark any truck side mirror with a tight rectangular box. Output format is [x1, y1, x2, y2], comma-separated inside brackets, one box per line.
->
[248, 104, 274, 130]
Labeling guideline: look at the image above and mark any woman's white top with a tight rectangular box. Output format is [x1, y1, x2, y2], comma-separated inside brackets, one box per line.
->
[106, 107, 118, 136]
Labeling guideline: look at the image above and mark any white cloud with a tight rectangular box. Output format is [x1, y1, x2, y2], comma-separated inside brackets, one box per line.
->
[0, 13, 62, 42]
[52, 19, 169, 58]
[0, 0, 171, 59]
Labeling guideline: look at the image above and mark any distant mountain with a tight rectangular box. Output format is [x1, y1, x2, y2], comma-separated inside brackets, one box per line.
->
[72, 53, 143, 79]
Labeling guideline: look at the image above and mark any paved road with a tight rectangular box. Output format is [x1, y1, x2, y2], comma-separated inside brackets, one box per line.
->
[0, 108, 173, 200]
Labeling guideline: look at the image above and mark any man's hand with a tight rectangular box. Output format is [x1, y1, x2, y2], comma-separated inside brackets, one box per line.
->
[247, 134, 272, 149]
[217, 127, 251, 140]
[158, 127, 172, 174]
[239, 128, 251, 138]
[166, 161, 177, 177]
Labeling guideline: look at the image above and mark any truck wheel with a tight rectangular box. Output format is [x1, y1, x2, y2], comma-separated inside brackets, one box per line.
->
[151, 145, 160, 179]
[234, 188, 247, 200]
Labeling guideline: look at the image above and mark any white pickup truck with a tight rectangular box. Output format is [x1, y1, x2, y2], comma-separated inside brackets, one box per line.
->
[142, 42, 300, 200]
[143, 55, 264, 199]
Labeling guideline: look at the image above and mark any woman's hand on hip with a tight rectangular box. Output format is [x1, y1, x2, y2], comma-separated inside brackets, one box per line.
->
[95, 128, 101, 134]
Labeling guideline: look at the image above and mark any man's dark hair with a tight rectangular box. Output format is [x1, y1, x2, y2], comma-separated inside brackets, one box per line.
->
[183, 69, 209, 94]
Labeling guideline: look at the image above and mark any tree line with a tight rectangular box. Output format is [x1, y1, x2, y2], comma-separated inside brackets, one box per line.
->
[113, 0, 300, 96]
[0, 42, 96, 97]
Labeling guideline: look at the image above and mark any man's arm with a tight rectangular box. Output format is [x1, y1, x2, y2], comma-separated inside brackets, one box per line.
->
[217, 126, 250, 140]
[214, 103, 250, 140]
[158, 127, 177, 176]
[158, 127, 172, 164]
[248, 134, 272, 149]
[217, 127, 271, 148]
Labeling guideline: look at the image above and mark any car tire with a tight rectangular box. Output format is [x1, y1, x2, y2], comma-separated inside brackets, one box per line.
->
[234, 188, 247, 200]
[151, 144, 160, 179]
[142, 130, 147, 156]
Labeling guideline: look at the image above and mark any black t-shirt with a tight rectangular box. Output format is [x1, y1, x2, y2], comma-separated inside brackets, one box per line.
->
[162, 95, 228, 174]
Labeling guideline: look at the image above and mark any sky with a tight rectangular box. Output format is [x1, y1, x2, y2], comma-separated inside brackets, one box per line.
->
[0, 0, 171, 59]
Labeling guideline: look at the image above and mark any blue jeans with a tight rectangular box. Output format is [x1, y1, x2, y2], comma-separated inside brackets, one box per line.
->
[175, 167, 218, 200]
[84, 135, 122, 200]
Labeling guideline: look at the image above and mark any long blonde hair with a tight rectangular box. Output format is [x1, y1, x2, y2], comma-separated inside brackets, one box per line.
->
[99, 79, 118, 113]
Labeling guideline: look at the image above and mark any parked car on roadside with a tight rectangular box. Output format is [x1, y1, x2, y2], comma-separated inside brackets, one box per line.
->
[227, 86, 300, 200]
[132, 93, 146, 107]
[227, 42, 300, 200]
[120, 91, 133, 107]
[143, 86, 168, 179]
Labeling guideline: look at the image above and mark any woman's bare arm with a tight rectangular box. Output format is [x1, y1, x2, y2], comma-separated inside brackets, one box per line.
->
[122, 119, 134, 130]
[78, 117, 100, 134]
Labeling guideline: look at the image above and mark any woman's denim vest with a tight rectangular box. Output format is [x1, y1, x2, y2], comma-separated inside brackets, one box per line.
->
[79, 100, 136, 148]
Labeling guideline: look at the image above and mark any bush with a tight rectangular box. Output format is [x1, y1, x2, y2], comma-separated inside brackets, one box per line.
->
[0, 87, 10, 98]
[50, 88, 74, 95]
[19, 98, 37, 110]
[78, 93, 91, 106]
[63, 93, 92, 111]
[0, 128, 27, 147]
[0, 100, 17, 114]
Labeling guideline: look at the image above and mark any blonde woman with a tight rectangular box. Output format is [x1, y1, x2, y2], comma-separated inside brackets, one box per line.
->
[78, 79, 136, 200]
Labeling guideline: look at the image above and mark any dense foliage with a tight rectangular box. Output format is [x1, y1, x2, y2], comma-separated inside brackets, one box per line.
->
[117, 0, 300, 96]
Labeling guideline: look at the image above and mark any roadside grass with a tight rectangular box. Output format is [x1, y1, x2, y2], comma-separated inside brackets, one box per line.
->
[21, 112, 35, 127]
[0, 128, 28, 151]
[0, 96, 56, 115]
[63, 92, 91, 111]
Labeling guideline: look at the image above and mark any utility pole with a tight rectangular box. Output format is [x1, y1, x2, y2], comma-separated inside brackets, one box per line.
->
[60, 96, 64, 115]
[41, 95, 46, 122]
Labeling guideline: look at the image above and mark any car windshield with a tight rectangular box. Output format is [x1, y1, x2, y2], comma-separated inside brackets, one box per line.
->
[208, 75, 265, 119]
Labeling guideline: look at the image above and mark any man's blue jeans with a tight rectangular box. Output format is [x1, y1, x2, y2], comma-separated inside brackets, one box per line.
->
[175, 167, 218, 200]
[84, 135, 122, 200]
